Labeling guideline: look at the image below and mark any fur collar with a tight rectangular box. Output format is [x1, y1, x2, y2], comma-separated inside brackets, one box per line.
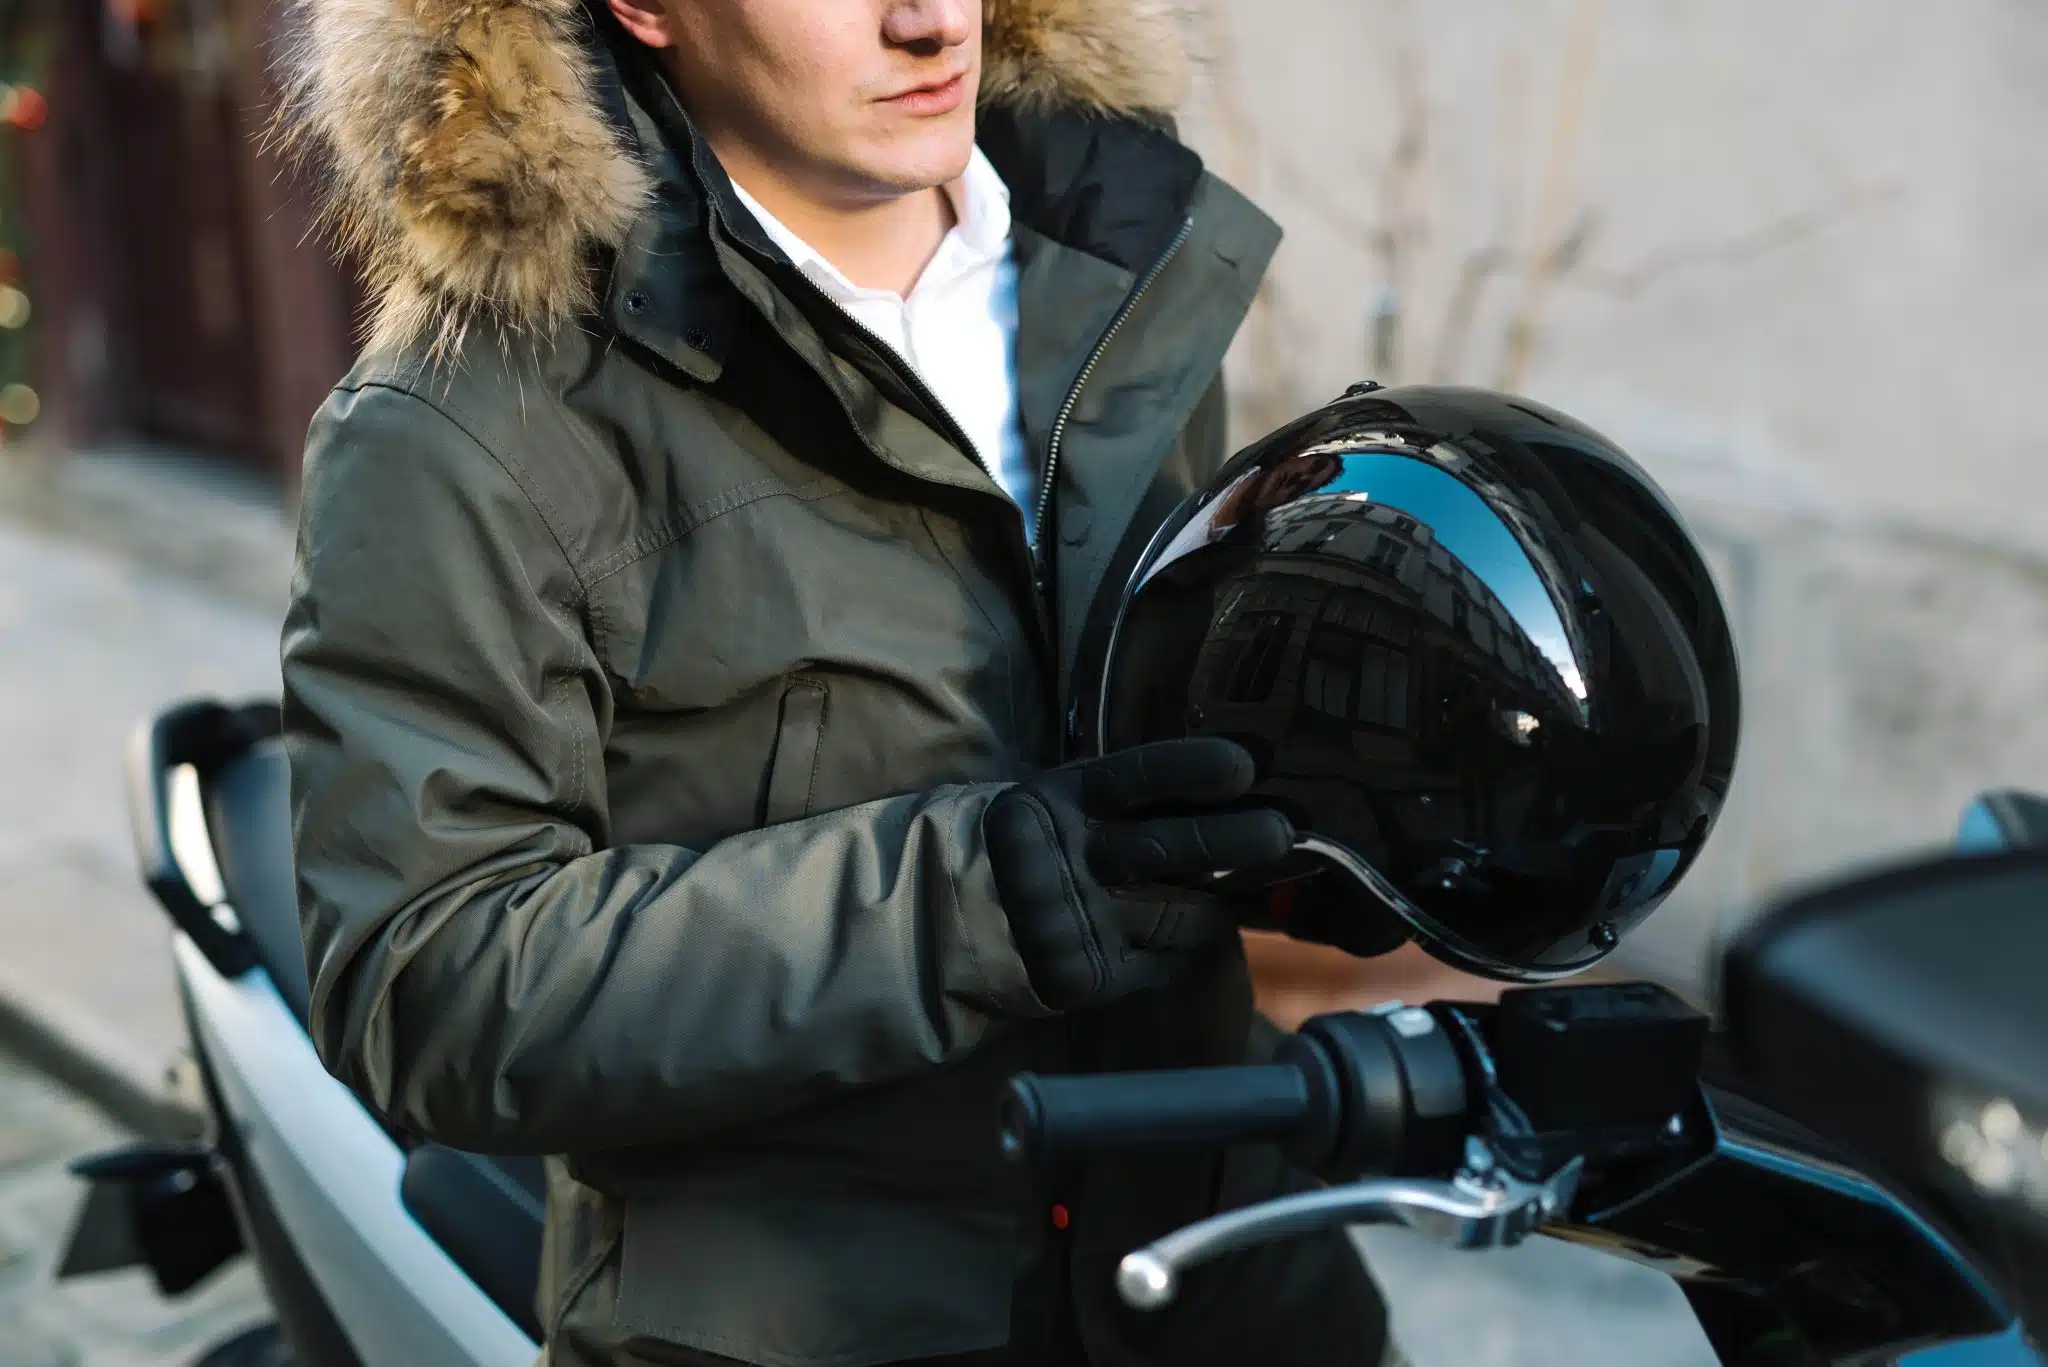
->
[278, 0, 1194, 356]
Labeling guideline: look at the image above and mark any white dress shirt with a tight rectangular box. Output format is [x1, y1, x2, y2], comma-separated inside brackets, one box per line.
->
[728, 148, 1037, 544]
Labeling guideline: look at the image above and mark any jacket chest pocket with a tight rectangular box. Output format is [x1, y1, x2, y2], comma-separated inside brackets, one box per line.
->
[759, 676, 830, 826]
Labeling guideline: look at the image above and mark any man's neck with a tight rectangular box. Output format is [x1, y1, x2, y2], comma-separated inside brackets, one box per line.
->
[712, 137, 959, 298]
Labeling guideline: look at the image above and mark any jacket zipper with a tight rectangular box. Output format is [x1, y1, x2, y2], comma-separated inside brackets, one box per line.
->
[797, 279, 1000, 490]
[711, 201, 1197, 756]
[712, 210, 1057, 647]
[1032, 214, 1197, 582]
[675, 83, 1003, 502]
[788, 281, 1074, 748]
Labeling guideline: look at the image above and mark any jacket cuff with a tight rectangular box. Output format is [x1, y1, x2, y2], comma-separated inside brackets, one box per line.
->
[942, 786, 1056, 1020]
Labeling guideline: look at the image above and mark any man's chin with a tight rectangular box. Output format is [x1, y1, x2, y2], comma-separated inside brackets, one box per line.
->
[850, 123, 978, 197]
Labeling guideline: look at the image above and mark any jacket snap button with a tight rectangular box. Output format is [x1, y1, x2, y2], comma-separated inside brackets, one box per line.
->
[624, 291, 650, 316]
[1059, 506, 1094, 547]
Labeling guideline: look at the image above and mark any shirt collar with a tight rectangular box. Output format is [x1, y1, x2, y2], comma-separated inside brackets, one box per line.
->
[728, 144, 1012, 299]
[951, 143, 1014, 260]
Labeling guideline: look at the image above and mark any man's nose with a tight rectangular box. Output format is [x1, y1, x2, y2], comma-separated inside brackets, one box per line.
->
[882, 0, 975, 51]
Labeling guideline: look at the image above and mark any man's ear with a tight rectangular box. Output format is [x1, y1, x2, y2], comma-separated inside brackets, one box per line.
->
[605, 0, 677, 49]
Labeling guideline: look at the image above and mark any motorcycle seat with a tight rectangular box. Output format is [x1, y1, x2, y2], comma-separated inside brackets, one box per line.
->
[205, 735, 314, 1028]
[401, 1145, 548, 1341]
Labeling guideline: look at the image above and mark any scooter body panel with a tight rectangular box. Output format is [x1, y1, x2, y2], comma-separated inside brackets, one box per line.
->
[176, 934, 538, 1367]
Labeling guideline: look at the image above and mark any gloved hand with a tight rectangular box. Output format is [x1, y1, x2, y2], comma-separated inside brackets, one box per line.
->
[1241, 871, 1413, 960]
[984, 737, 1295, 1012]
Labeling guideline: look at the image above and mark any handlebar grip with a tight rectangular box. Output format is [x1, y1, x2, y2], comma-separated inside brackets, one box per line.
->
[1001, 1064, 1315, 1163]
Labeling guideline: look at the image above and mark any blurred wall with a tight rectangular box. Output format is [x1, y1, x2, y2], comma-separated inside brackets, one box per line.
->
[1178, 0, 2048, 998]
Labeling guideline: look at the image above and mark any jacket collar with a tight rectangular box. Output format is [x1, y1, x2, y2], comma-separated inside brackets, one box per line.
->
[279, 0, 1203, 358]
[593, 25, 1205, 380]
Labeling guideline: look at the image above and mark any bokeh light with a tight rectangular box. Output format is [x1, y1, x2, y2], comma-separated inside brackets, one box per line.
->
[0, 286, 30, 330]
[0, 383, 40, 426]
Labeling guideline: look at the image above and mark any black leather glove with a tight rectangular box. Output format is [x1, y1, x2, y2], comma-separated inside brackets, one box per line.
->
[984, 737, 1295, 1011]
[1241, 869, 1413, 960]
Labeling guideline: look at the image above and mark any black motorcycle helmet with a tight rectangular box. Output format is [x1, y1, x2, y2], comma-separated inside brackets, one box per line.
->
[1089, 385, 1740, 981]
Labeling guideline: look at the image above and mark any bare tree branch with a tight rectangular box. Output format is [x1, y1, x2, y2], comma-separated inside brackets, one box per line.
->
[1499, 0, 1609, 392]
[1236, 0, 1889, 399]
[1543, 206, 1603, 279]
[1566, 180, 1904, 299]
[1189, 1, 1293, 434]
[1265, 142, 1379, 250]
[1371, 45, 1431, 380]
[1266, 0, 1434, 384]
[1427, 48, 1532, 383]
[1429, 246, 1513, 384]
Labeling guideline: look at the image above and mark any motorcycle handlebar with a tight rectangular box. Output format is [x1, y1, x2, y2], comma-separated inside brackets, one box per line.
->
[998, 1006, 1471, 1179]
[992, 987, 2012, 1367]
[1000, 1063, 1317, 1163]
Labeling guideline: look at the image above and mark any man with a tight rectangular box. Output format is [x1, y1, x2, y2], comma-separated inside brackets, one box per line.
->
[280, 1, 1395, 1364]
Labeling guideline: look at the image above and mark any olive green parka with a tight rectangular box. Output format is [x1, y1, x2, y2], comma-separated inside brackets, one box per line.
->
[279, 3, 1383, 1364]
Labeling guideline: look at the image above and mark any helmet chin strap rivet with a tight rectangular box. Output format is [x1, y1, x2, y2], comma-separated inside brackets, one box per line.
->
[1590, 922, 1620, 951]
[1116, 1251, 1177, 1310]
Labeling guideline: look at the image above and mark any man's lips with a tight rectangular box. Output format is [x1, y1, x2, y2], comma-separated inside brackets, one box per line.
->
[881, 72, 967, 116]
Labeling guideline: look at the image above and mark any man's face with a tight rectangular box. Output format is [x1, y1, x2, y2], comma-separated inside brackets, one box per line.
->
[1258, 454, 1346, 511]
[635, 0, 981, 206]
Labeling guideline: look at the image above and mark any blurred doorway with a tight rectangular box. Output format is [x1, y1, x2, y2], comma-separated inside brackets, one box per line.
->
[102, 46, 266, 456]
[20, 0, 357, 484]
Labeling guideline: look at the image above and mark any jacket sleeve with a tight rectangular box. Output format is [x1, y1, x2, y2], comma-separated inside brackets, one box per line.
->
[283, 382, 1047, 1156]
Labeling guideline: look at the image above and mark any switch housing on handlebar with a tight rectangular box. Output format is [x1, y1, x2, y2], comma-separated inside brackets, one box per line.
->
[1479, 982, 1711, 1188]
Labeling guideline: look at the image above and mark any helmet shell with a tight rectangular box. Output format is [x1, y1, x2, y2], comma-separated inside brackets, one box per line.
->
[1094, 386, 1741, 980]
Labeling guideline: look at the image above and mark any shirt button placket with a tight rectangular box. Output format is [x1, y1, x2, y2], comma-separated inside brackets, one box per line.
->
[897, 304, 918, 371]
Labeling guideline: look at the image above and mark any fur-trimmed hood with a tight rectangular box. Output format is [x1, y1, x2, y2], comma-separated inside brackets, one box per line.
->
[278, 0, 1196, 356]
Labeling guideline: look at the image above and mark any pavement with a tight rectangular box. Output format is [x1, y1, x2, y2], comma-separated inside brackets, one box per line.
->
[0, 444, 288, 1138]
[3, 437, 2045, 1366]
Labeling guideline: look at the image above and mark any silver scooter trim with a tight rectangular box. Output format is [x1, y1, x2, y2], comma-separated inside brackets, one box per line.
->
[175, 933, 537, 1367]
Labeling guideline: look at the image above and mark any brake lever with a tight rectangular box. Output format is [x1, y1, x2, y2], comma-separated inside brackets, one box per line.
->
[1116, 1142, 1584, 1310]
